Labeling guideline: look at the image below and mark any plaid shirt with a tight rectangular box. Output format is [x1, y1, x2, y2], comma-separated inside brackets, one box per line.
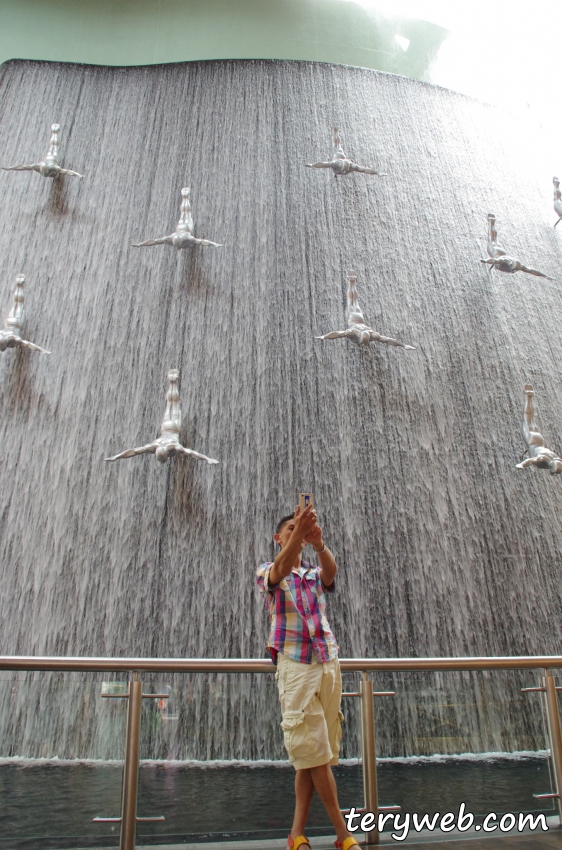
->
[256, 560, 339, 664]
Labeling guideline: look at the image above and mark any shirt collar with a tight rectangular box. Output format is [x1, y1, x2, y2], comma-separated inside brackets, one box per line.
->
[291, 560, 312, 578]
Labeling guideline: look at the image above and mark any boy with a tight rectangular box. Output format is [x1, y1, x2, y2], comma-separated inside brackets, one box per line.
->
[256, 503, 359, 850]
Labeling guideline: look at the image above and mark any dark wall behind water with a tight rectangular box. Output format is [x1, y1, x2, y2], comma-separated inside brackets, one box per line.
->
[0, 59, 561, 758]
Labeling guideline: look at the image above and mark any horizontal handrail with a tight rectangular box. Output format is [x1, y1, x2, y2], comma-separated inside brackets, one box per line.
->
[1, 654, 562, 673]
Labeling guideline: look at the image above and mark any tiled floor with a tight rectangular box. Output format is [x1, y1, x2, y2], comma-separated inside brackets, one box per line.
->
[64, 820, 562, 850]
[131, 823, 562, 849]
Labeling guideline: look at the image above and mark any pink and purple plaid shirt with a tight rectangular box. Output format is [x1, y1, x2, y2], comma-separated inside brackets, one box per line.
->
[256, 560, 339, 664]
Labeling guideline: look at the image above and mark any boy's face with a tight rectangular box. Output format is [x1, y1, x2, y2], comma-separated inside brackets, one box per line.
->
[274, 517, 305, 552]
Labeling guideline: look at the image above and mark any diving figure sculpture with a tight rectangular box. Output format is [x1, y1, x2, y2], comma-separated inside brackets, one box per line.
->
[481, 214, 553, 279]
[105, 369, 219, 465]
[554, 177, 562, 228]
[306, 127, 386, 178]
[132, 188, 222, 250]
[516, 384, 562, 474]
[0, 275, 50, 355]
[2, 124, 83, 178]
[316, 272, 416, 350]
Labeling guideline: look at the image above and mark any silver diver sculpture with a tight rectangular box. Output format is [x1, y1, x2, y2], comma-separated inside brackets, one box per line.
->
[105, 369, 219, 465]
[2, 124, 82, 178]
[316, 272, 416, 350]
[554, 177, 562, 228]
[481, 214, 553, 279]
[0, 275, 50, 355]
[132, 188, 222, 250]
[306, 127, 386, 178]
[516, 384, 562, 474]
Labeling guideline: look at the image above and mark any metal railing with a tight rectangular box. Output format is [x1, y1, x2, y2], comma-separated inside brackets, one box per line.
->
[2, 654, 562, 847]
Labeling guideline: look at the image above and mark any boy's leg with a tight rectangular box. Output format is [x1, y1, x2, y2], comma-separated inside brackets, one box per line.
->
[277, 655, 329, 848]
[312, 658, 355, 843]
[310, 762, 353, 843]
[289, 764, 352, 847]
[289, 769, 314, 844]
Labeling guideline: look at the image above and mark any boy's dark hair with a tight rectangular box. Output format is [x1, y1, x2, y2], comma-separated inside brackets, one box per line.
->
[276, 514, 295, 535]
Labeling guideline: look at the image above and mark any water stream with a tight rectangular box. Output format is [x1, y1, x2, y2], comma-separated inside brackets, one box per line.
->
[0, 59, 561, 764]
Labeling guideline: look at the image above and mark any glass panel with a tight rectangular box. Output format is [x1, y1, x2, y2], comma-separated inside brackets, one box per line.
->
[0, 668, 556, 845]
[372, 669, 556, 836]
[0, 673, 127, 846]
[135, 671, 363, 843]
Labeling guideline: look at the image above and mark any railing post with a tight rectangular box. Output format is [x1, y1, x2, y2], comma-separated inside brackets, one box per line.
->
[120, 672, 143, 850]
[360, 672, 378, 845]
[543, 671, 562, 824]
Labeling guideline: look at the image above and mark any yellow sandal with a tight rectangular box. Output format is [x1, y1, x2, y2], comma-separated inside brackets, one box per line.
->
[288, 836, 311, 849]
[335, 838, 360, 850]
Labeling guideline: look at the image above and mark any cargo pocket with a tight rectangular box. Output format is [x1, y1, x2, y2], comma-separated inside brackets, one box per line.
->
[280, 710, 316, 762]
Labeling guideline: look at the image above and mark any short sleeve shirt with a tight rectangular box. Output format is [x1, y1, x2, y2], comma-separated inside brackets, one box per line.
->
[256, 561, 339, 664]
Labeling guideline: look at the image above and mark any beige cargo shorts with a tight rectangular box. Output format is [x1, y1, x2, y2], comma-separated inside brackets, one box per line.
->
[276, 652, 344, 770]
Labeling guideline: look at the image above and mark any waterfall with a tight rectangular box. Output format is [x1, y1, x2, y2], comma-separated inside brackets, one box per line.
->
[0, 58, 561, 761]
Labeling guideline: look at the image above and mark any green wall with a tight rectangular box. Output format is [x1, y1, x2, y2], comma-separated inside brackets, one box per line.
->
[0, 0, 446, 78]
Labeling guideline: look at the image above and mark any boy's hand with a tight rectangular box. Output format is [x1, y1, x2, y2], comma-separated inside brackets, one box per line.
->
[292, 504, 318, 541]
[304, 522, 323, 551]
